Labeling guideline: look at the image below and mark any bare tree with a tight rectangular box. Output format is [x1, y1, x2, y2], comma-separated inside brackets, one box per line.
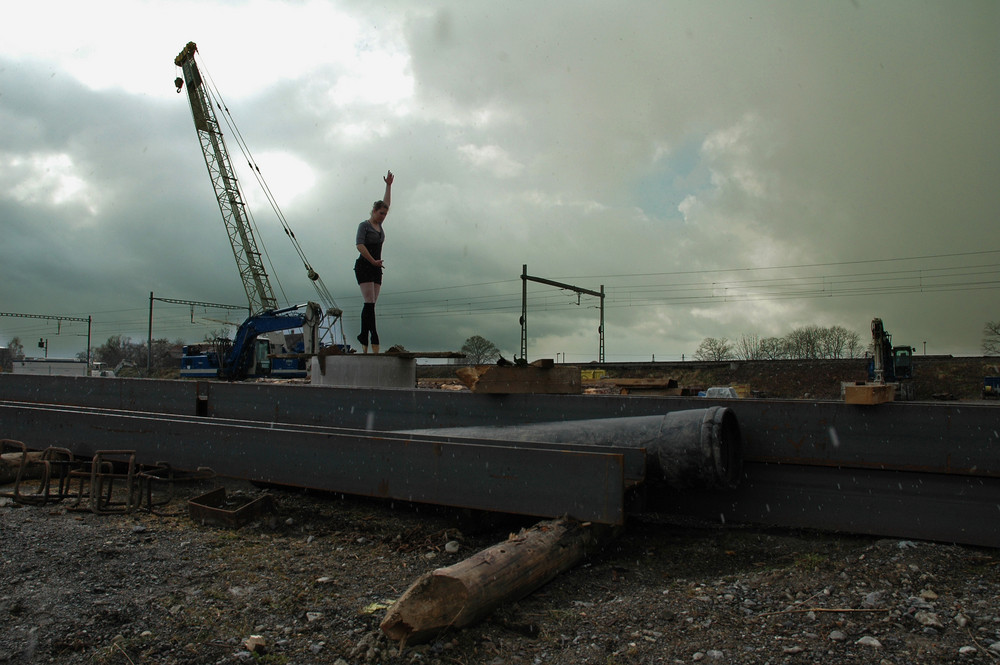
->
[734, 333, 762, 360]
[784, 326, 824, 359]
[204, 327, 233, 342]
[148, 338, 182, 373]
[6, 336, 24, 360]
[694, 337, 733, 361]
[845, 329, 865, 358]
[983, 321, 1000, 356]
[699, 325, 863, 361]
[92, 335, 132, 368]
[820, 325, 859, 359]
[759, 336, 788, 360]
[461, 335, 501, 364]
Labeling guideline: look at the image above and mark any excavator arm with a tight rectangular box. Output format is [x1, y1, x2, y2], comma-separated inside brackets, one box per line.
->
[223, 302, 321, 380]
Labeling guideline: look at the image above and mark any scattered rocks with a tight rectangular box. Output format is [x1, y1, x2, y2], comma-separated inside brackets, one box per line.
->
[242, 635, 266, 653]
[1, 481, 998, 664]
[914, 611, 945, 629]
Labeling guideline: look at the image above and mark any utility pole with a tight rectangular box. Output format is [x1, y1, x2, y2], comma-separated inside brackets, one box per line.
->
[1, 311, 91, 368]
[520, 265, 528, 361]
[147, 294, 245, 373]
[519, 265, 605, 362]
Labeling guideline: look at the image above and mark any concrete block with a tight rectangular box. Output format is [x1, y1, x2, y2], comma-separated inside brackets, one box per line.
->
[310, 355, 415, 388]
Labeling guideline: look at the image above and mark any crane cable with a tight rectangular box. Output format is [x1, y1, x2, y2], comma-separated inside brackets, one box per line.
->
[192, 51, 346, 346]
[197, 57, 327, 299]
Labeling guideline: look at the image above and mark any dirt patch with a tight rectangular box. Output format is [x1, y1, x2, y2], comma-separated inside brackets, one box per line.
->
[3, 481, 998, 664]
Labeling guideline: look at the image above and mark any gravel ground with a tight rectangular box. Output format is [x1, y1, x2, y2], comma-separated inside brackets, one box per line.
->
[2, 479, 999, 665]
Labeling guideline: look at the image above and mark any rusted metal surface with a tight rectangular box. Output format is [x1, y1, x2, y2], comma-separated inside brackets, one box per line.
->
[2, 439, 214, 514]
[139, 463, 216, 514]
[1, 439, 81, 505]
[188, 487, 275, 528]
[66, 450, 139, 514]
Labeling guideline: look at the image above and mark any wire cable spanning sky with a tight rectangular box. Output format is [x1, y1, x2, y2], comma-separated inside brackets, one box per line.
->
[5, 249, 995, 362]
[1, 1, 998, 361]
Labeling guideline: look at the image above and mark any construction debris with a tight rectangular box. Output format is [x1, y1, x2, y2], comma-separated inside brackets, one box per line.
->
[188, 486, 275, 528]
[1, 440, 213, 514]
[456, 359, 581, 394]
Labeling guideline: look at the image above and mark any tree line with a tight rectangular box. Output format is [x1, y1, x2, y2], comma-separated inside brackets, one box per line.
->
[983, 321, 1000, 356]
[693, 321, 1000, 361]
[4, 319, 998, 376]
[86, 335, 183, 376]
[693, 325, 867, 361]
[0, 334, 180, 377]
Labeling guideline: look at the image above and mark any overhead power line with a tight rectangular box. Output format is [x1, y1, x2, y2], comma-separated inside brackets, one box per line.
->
[368, 256, 1000, 321]
[7, 251, 996, 350]
[555, 248, 1000, 281]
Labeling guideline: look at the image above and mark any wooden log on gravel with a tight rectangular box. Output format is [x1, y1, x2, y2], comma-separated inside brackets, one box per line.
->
[380, 516, 619, 645]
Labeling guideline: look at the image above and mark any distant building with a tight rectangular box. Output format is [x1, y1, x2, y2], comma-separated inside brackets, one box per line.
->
[11, 357, 89, 377]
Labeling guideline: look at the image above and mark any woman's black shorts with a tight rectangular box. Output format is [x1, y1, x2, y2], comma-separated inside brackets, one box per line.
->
[354, 257, 383, 285]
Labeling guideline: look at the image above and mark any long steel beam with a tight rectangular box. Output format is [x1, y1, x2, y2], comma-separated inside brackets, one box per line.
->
[0, 401, 626, 525]
[2, 375, 996, 476]
[3, 375, 1000, 546]
[0, 398, 649, 487]
[662, 462, 1000, 548]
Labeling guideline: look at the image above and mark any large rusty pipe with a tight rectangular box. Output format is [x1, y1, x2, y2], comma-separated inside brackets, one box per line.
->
[399, 407, 742, 490]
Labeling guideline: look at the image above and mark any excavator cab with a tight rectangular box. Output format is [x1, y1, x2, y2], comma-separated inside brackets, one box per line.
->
[892, 346, 914, 380]
[254, 338, 272, 373]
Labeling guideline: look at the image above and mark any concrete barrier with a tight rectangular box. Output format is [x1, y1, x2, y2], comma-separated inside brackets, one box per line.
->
[310, 355, 415, 388]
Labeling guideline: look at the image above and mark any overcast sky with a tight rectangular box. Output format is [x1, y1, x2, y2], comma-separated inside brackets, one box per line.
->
[1, 0, 997, 363]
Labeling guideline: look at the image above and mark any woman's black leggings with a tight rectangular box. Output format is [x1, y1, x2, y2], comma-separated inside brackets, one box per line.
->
[359, 302, 379, 346]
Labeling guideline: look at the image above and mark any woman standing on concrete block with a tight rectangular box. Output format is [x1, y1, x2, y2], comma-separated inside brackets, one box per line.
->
[354, 170, 393, 354]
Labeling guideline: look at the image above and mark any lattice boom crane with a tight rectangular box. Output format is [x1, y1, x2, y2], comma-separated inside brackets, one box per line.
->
[175, 41, 277, 316]
[174, 42, 324, 380]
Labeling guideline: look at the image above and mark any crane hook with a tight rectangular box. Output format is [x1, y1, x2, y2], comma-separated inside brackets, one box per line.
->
[174, 77, 184, 93]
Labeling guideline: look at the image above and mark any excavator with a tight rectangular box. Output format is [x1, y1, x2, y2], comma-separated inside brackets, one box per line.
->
[174, 42, 344, 380]
[867, 318, 915, 400]
[845, 317, 915, 403]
